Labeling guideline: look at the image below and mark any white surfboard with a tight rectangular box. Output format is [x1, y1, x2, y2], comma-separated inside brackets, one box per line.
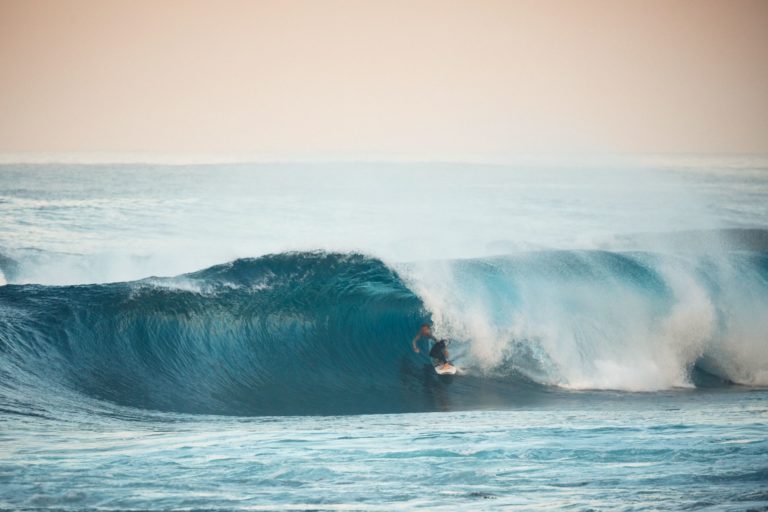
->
[434, 363, 457, 375]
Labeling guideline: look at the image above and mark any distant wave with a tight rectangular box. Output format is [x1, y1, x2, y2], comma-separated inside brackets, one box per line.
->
[1, 250, 767, 417]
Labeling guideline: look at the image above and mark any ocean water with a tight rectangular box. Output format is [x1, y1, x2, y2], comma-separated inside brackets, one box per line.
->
[1, 157, 767, 510]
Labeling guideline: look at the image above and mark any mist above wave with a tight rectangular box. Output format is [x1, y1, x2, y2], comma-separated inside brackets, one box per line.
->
[2, 159, 767, 285]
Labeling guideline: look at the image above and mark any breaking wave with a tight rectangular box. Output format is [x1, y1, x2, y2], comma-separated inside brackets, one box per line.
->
[1, 250, 766, 416]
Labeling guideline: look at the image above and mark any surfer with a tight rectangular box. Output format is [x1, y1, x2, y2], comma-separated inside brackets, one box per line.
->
[411, 324, 451, 370]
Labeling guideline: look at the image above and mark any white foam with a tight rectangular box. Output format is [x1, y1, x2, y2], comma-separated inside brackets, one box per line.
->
[403, 252, 768, 391]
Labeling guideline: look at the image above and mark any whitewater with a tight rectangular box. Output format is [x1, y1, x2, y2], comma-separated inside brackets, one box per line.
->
[1, 157, 767, 510]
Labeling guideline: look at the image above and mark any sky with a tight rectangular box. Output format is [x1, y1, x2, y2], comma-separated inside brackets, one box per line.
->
[0, 0, 767, 158]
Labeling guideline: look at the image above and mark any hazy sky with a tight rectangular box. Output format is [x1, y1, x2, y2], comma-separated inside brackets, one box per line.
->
[1, 0, 767, 157]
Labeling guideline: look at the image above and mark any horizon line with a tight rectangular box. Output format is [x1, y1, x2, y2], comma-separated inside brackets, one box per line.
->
[2, 151, 768, 166]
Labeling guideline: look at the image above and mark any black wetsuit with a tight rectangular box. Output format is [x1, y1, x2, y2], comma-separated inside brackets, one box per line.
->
[429, 340, 447, 364]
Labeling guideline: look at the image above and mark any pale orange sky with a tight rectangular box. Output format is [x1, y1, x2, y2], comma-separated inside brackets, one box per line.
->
[1, 0, 767, 157]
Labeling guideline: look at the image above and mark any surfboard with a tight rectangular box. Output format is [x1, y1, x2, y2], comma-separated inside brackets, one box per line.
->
[434, 363, 457, 375]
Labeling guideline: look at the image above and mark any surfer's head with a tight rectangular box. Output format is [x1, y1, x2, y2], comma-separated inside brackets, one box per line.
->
[419, 323, 431, 336]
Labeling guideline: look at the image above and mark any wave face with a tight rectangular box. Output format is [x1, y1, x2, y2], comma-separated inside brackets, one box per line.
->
[1, 251, 767, 416]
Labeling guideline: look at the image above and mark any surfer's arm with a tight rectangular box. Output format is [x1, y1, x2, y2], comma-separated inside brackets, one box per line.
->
[412, 333, 436, 352]
[411, 334, 421, 353]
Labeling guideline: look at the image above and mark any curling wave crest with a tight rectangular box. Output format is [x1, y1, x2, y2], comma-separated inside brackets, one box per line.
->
[1, 250, 767, 416]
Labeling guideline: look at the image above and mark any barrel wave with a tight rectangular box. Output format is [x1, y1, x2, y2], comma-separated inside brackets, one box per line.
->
[1, 250, 767, 417]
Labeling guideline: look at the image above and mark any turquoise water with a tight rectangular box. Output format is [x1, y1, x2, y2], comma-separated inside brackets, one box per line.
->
[1, 158, 767, 509]
[2, 392, 766, 510]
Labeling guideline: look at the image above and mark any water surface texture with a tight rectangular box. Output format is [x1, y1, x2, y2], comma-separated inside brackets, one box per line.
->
[1, 158, 767, 510]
